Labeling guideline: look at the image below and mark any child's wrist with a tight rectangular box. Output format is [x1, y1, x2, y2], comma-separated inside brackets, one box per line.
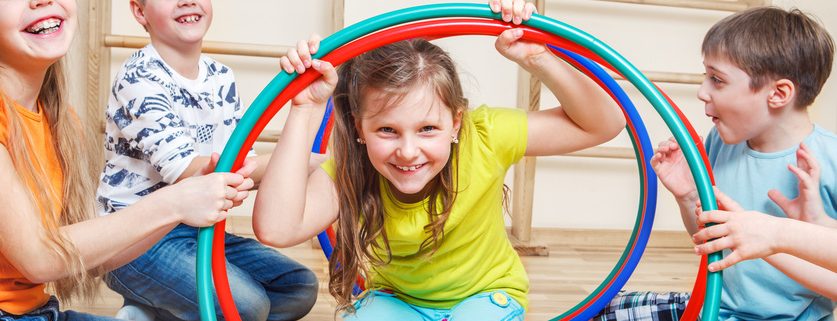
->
[675, 190, 699, 205]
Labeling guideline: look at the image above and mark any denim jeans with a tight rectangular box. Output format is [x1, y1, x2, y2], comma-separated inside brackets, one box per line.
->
[343, 290, 525, 321]
[0, 297, 121, 321]
[106, 224, 318, 321]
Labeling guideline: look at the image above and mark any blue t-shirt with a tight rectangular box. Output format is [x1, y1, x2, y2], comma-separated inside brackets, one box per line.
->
[706, 125, 837, 321]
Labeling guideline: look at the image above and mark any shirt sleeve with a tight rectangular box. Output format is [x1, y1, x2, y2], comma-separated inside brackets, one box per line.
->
[469, 106, 528, 167]
[109, 76, 196, 183]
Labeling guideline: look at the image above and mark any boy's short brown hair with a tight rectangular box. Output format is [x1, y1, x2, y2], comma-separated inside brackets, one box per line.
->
[702, 7, 834, 108]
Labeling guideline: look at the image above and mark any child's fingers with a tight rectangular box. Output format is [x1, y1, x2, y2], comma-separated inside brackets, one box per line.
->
[796, 144, 820, 179]
[694, 236, 733, 256]
[786, 164, 814, 189]
[489, 0, 501, 13]
[217, 172, 245, 187]
[279, 56, 295, 74]
[297, 39, 312, 68]
[235, 159, 258, 178]
[501, 0, 513, 22]
[232, 190, 250, 204]
[234, 178, 255, 192]
[199, 153, 220, 175]
[524, 1, 537, 19]
[512, 0, 525, 24]
[767, 189, 796, 219]
[707, 251, 740, 272]
[496, 28, 524, 51]
[714, 187, 744, 211]
[692, 222, 730, 243]
[696, 209, 732, 226]
[289, 47, 306, 74]
[308, 34, 322, 54]
[312, 60, 338, 87]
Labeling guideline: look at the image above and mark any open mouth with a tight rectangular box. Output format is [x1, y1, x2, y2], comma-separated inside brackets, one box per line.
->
[176, 14, 202, 24]
[24, 18, 62, 35]
[394, 163, 425, 172]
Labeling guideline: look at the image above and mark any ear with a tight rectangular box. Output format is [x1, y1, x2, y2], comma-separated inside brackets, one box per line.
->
[452, 110, 463, 136]
[354, 118, 364, 140]
[767, 79, 795, 109]
[130, 0, 149, 30]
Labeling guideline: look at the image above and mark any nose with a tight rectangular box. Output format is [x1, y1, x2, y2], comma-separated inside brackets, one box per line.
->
[178, 0, 197, 7]
[29, 0, 53, 9]
[697, 79, 711, 104]
[395, 135, 419, 161]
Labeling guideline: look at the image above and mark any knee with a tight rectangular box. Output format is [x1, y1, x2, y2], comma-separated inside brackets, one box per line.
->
[290, 268, 320, 315]
[270, 268, 318, 320]
[232, 284, 271, 321]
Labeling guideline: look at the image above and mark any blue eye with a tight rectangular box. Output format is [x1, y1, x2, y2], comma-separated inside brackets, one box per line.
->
[379, 127, 395, 133]
[420, 126, 435, 132]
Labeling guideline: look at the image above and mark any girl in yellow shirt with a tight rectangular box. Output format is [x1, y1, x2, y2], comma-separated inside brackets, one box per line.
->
[254, 1, 625, 320]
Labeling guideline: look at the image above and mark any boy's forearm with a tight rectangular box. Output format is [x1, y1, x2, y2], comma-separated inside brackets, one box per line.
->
[776, 219, 837, 273]
[765, 253, 837, 300]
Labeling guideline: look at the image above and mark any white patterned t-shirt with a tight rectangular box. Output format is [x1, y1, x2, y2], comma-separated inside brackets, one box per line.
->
[97, 45, 252, 215]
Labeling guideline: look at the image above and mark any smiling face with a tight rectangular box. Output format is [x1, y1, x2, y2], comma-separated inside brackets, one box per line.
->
[698, 55, 775, 145]
[0, 0, 76, 70]
[357, 83, 462, 203]
[132, 0, 212, 48]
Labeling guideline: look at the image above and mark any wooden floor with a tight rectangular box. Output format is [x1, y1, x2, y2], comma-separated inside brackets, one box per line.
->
[66, 223, 702, 321]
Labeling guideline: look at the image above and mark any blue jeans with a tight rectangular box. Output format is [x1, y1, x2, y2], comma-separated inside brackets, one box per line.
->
[343, 290, 525, 321]
[0, 297, 121, 321]
[106, 224, 318, 321]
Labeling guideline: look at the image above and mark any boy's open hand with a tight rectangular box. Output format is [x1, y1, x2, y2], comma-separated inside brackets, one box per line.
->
[651, 137, 698, 201]
[767, 143, 834, 227]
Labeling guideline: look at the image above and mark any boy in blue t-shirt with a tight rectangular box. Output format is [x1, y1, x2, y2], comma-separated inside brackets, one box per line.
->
[596, 6, 836, 321]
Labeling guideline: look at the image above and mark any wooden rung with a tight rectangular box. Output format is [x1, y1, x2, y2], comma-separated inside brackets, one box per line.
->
[593, 0, 752, 12]
[256, 130, 282, 143]
[606, 70, 704, 85]
[104, 35, 293, 58]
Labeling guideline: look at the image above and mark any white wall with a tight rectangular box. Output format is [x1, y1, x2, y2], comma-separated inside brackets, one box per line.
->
[70, 0, 837, 232]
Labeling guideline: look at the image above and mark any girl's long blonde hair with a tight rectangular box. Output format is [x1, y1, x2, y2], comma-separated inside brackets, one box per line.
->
[1, 60, 102, 302]
[329, 39, 469, 313]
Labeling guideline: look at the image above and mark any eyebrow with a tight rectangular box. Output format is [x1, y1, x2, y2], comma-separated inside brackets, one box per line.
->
[705, 65, 727, 76]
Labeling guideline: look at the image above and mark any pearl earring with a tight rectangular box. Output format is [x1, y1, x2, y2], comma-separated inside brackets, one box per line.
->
[356, 138, 366, 144]
[451, 135, 459, 144]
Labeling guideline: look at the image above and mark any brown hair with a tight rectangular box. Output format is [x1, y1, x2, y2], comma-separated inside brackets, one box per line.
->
[1, 60, 102, 302]
[702, 6, 834, 108]
[329, 39, 469, 313]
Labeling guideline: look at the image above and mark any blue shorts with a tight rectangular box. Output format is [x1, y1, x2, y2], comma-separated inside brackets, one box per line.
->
[343, 290, 525, 321]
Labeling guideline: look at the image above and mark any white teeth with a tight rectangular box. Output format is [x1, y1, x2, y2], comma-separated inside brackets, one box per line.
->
[395, 164, 422, 172]
[178, 15, 200, 23]
[25, 18, 61, 34]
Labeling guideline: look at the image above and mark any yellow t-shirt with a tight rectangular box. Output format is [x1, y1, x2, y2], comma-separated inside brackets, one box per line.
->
[323, 106, 529, 309]
[0, 98, 61, 314]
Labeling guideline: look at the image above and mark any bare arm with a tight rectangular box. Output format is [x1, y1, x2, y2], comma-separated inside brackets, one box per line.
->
[489, 1, 624, 157]
[0, 146, 244, 283]
[765, 254, 837, 301]
[253, 42, 340, 247]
